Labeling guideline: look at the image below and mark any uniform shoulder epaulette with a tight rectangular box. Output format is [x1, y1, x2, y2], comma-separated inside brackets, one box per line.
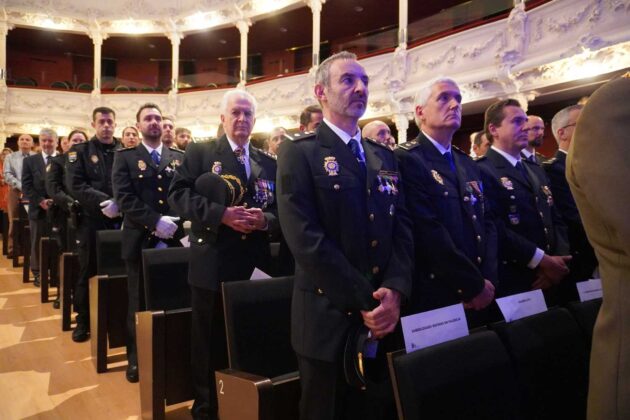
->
[289, 131, 316, 142]
[452, 145, 467, 155]
[255, 148, 277, 160]
[396, 140, 420, 151]
[169, 146, 185, 154]
[365, 137, 392, 150]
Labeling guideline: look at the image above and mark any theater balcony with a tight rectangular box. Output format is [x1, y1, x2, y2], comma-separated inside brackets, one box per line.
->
[0, 0, 628, 146]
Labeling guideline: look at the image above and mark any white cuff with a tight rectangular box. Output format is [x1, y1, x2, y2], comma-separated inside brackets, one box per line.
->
[527, 248, 545, 269]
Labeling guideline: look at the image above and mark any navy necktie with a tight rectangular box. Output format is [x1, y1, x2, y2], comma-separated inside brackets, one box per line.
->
[515, 161, 530, 183]
[150, 150, 160, 165]
[348, 138, 366, 172]
[444, 151, 456, 173]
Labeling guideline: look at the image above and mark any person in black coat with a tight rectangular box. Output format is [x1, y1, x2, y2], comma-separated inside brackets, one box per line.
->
[277, 51, 413, 420]
[113, 103, 184, 383]
[394, 78, 496, 321]
[477, 99, 571, 298]
[22, 128, 59, 286]
[168, 90, 278, 420]
[66, 107, 123, 342]
[544, 104, 598, 300]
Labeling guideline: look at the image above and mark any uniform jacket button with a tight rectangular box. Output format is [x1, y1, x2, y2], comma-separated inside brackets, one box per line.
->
[371, 240, 378, 247]
[372, 266, 380, 275]
[369, 214, 375, 221]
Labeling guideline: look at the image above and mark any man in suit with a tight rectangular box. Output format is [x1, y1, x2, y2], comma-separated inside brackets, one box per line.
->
[544, 104, 597, 298]
[113, 103, 184, 383]
[160, 115, 175, 148]
[22, 128, 58, 286]
[3, 134, 35, 256]
[168, 90, 278, 420]
[67, 107, 123, 342]
[395, 78, 496, 320]
[477, 99, 571, 297]
[566, 74, 630, 420]
[276, 51, 413, 420]
[521, 115, 546, 164]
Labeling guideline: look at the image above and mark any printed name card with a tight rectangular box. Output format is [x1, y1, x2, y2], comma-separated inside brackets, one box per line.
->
[496, 289, 547, 322]
[250, 268, 271, 281]
[576, 279, 603, 302]
[401, 304, 468, 353]
[180, 235, 190, 248]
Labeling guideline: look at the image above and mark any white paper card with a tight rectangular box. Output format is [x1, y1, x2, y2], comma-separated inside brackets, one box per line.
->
[180, 235, 190, 248]
[250, 268, 271, 281]
[496, 289, 547, 322]
[401, 304, 468, 353]
[576, 278, 603, 302]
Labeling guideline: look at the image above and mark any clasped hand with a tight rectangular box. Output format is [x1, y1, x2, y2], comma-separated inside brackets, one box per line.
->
[221, 206, 266, 233]
[361, 288, 401, 339]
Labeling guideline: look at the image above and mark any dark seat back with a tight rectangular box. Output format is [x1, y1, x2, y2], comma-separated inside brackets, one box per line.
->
[389, 330, 521, 420]
[490, 307, 589, 420]
[142, 247, 191, 310]
[566, 298, 602, 353]
[222, 277, 296, 379]
[96, 230, 125, 276]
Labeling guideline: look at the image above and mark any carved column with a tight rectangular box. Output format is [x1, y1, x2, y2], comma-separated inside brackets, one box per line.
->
[306, 0, 325, 74]
[397, 0, 408, 51]
[88, 27, 107, 97]
[393, 113, 409, 145]
[236, 19, 251, 88]
[167, 31, 183, 93]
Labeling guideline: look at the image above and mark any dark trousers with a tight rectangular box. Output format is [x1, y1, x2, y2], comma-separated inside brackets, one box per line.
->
[28, 217, 46, 277]
[190, 285, 228, 418]
[125, 258, 145, 367]
[296, 352, 398, 420]
[74, 223, 97, 325]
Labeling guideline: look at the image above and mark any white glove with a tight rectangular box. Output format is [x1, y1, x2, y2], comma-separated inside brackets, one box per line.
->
[154, 216, 180, 239]
[99, 199, 120, 219]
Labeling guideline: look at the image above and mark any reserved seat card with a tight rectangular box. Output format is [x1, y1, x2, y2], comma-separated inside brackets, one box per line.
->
[576, 278, 603, 302]
[400, 304, 468, 353]
[496, 289, 547, 322]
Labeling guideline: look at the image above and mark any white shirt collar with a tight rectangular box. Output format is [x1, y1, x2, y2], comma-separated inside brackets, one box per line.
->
[521, 148, 534, 159]
[558, 148, 568, 155]
[491, 145, 521, 167]
[142, 141, 163, 155]
[422, 130, 451, 155]
[226, 136, 250, 155]
[323, 119, 364, 158]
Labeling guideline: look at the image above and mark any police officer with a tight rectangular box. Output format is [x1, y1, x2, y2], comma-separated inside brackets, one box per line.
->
[477, 99, 571, 297]
[66, 106, 123, 342]
[277, 51, 413, 420]
[395, 78, 496, 319]
[113, 103, 184, 382]
[168, 90, 278, 420]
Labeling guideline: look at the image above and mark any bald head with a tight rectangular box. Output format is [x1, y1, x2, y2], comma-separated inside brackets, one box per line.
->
[525, 115, 545, 149]
[362, 120, 394, 149]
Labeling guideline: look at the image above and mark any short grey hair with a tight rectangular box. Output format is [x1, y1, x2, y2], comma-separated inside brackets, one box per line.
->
[315, 51, 358, 87]
[551, 104, 583, 142]
[413, 77, 459, 127]
[219, 89, 258, 115]
[39, 128, 58, 140]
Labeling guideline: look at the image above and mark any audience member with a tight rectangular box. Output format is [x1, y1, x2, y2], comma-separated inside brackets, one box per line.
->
[469, 130, 490, 159]
[175, 127, 192, 150]
[521, 115, 546, 164]
[299, 104, 323, 132]
[121, 126, 140, 148]
[362, 120, 395, 149]
[161, 116, 175, 148]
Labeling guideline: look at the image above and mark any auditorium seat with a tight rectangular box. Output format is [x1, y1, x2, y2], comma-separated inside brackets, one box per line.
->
[50, 81, 71, 89]
[216, 276, 299, 420]
[76, 82, 92, 91]
[90, 229, 127, 373]
[388, 330, 521, 420]
[142, 247, 190, 310]
[490, 308, 589, 420]
[566, 298, 602, 355]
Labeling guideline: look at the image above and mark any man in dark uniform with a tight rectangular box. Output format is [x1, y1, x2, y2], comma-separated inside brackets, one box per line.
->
[544, 104, 597, 299]
[521, 115, 546, 164]
[477, 99, 571, 297]
[394, 78, 496, 319]
[22, 128, 59, 286]
[276, 51, 413, 420]
[113, 103, 184, 383]
[168, 90, 278, 420]
[66, 106, 123, 342]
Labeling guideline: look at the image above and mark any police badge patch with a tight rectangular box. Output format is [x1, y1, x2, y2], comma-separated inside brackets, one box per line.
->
[211, 161, 222, 175]
[324, 157, 339, 176]
[68, 151, 77, 163]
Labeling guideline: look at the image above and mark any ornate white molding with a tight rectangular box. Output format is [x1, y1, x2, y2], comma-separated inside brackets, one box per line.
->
[3, 0, 630, 138]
